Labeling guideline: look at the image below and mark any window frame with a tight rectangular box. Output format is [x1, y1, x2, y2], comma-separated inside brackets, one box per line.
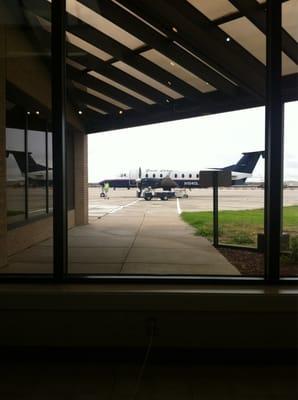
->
[1, 0, 296, 285]
[6, 114, 53, 227]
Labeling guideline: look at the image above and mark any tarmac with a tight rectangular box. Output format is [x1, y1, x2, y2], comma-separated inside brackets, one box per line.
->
[2, 187, 297, 275]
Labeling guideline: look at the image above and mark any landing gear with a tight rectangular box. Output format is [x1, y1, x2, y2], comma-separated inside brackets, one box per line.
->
[144, 192, 153, 201]
[136, 182, 142, 198]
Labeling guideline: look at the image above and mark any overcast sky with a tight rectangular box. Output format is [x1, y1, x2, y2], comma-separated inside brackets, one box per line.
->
[88, 101, 298, 183]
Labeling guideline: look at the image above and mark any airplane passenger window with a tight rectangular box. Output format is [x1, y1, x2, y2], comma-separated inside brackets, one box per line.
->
[174, 174, 178, 178]
[153, 174, 156, 178]
[189, 174, 192, 178]
[145, 173, 148, 178]
[160, 174, 163, 178]
[182, 174, 185, 178]
[196, 174, 199, 178]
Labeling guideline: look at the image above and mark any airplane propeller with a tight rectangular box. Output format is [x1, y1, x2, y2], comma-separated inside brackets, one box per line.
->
[136, 167, 142, 185]
[136, 167, 142, 183]
[136, 167, 142, 197]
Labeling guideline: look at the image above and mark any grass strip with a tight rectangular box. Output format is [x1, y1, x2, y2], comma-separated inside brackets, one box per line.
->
[181, 206, 298, 246]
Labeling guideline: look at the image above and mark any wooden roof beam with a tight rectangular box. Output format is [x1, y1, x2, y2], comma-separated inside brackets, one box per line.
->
[117, 0, 266, 99]
[80, 0, 239, 97]
[67, 13, 206, 101]
[67, 64, 149, 111]
[229, 0, 298, 64]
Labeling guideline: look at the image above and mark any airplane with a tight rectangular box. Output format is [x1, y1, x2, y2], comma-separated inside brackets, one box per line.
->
[6, 150, 52, 184]
[99, 151, 265, 192]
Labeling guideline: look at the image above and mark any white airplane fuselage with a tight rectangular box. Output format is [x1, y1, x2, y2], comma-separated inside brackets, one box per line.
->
[99, 152, 264, 190]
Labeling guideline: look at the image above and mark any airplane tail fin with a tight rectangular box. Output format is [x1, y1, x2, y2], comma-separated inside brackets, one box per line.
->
[6, 150, 46, 173]
[224, 151, 264, 174]
[6, 150, 26, 174]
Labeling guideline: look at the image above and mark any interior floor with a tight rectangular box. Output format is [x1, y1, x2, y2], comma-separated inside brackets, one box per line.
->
[0, 354, 296, 399]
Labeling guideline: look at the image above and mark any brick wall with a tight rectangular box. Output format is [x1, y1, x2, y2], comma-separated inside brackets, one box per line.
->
[74, 130, 88, 226]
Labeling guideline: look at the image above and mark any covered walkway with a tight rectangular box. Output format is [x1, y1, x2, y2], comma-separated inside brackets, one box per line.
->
[2, 197, 239, 276]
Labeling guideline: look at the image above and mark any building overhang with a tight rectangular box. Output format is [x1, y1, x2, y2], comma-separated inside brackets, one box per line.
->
[8, 0, 297, 133]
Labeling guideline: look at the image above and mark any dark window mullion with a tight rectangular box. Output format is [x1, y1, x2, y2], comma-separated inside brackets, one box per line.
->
[24, 113, 29, 220]
[45, 128, 49, 214]
[265, 0, 283, 282]
[52, 0, 68, 281]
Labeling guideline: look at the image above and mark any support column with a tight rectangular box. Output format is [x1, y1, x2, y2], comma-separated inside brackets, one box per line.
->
[52, 0, 67, 280]
[265, 0, 283, 281]
[0, 25, 7, 268]
[74, 130, 88, 226]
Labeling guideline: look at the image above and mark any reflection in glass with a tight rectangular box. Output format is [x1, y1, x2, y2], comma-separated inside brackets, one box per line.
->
[48, 131, 53, 212]
[1, 0, 53, 275]
[280, 0, 298, 277]
[6, 128, 26, 224]
[281, 102, 298, 277]
[67, 130, 74, 210]
[28, 127, 47, 217]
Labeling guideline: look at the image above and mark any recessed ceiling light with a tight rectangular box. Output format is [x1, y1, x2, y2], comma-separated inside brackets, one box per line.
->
[170, 61, 175, 66]
[226, 36, 231, 42]
[78, 110, 83, 115]
[119, 110, 123, 114]
[172, 27, 178, 33]
[166, 99, 170, 103]
[206, 82, 209, 85]
[35, 110, 40, 115]
[167, 81, 172, 86]
[26, 111, 31, 115]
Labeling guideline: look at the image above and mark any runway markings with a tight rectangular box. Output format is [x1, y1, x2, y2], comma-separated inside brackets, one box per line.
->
[108, 199, 140, 214]
[89, 199, 140, 218]
[176, 198, 182, 215]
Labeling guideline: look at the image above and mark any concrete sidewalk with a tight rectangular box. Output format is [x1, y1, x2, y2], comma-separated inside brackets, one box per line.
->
[2, 198, 240, 275]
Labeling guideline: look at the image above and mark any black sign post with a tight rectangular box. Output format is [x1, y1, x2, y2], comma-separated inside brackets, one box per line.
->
[200, 170, 232, 248]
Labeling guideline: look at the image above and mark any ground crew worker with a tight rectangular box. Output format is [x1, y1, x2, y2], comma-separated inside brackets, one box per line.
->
[103, 182, 110, 199]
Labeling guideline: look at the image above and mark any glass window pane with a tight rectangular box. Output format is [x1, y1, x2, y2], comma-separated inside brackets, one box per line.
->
[28, 123, 47, 217]
[280, 1, 298, 278]
[6, 127, 26, 224]
[281, 101, 298, 277]
[1, 0, 52, 275]
[48, 131, 53, 212]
